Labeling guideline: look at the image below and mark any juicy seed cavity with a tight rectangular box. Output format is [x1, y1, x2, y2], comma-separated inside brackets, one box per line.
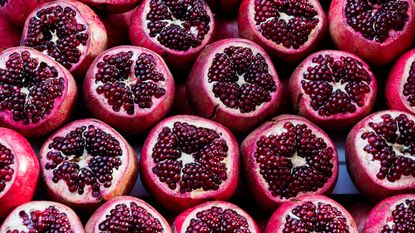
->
[403, 62, 415, 107]
[361, 113, 415, 182]
[146, 0, 211, 51]
[301, 54, 372, 117]
[208, 46, 276, 113]
[95, 51, 166, 115]
[381, 198, 415, 233]
[98, 202, 163, 233]
[254, 0, 319, 49]
[0, 51, 65, 124]
[0, 142, 14, 193]
[283, 201, 350, 232]
[345, 0, 409, 43]
[6, 206, 74, 233]
[45, 125, 123, 198]
[151, 122, 229, 193]
[23, 5, 89, 70]
[255, 122, 334, 199]
[185, 206, 251, 233]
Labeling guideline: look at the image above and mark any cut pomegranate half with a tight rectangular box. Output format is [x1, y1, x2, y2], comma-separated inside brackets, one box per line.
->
[140, 115, 240, 212]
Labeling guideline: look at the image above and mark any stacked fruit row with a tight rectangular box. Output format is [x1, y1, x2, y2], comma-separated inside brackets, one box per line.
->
[0, 0, 415, 232]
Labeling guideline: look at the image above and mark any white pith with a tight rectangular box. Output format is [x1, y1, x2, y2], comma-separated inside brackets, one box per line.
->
[0, 138, 16, 198]
[355, 112, 415, 188]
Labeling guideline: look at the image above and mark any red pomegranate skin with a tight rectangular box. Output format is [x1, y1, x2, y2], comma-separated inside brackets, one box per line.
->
[329, 0, 415, 66]
[346, 110, 415, 201]
[386, 49, 415, 115]
[347, 201, 373, 233]
[0, 128, 39, 219]
[364, 194, 415, 233]
[241, 114, 339, 211]
[215, 17, 239, 40]
[78, 0, 141, 13]
[100, 8, 135, 48]
[0, 0, 53, 26]
[0, 16, 21, 50]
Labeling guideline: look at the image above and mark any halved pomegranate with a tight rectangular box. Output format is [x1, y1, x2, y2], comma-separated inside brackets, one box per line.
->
[83, 46, 175, 135]
[0, 128, 39, 219]
[0, 0, 52, 26]
[86, 196, 172, 233]
[386, 49, 415, 115]
[0, 46, 77, 138]
[364, 194, 415, 232]
[140, 115, 239, 212]
[289, 50, 377, 131]
[186, 38, 283, 133]
[329, 0, 415, 66]
[241, 114, 338, 211]
[21, 0, 108, 76]
[79, 0, 140, 13]
[173, 201, 260, 232]
[129, 0, 216, 72]
[39, 118, 138, 210]
[346, 110, 415, 201]
[264, 195, 358, 232]
[238, 0, 327, 63]
[0, 201, 85, 232]
[0, 16, 21, 50]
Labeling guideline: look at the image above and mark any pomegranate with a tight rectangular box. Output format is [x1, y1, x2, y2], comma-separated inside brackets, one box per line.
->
[241, 114, 338, 211]
[386, 49, 415, 116]
[0, 128, 39, 219]
[215, 17, 239, 40]
[39, 118, 138, 210]
[264, 195, 359, 232]
[172, 201, 260, 232]
[129, 0, 216, 72]
[21, 0, 108, 76]
[83, 46, 175, 135]
[206, 0, 242, 15]
[347, 201, 373, 233]
[346, 110, 415, 201]
[364, 194, 415, 232]
[238, 0, 327, 63]
[186, 38, 283, 133]
[172, 82, 194, 115]
[328, 0, 415, 66]
[78, 0, 140, 13]
[140, 115, 239, 212]
[0, 201, 85, 232]
[100, 8, 135, 48]
[86, 196, 172, 233]
[0, 0, 52, 26]
[289, 50, 377, 131]
[0, 17, 21, 50]
[0, 47, 77, 138]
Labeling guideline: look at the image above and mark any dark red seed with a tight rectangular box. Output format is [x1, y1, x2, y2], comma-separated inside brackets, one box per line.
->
[403, 62, 415, 106]
[0, 142, 14, 193]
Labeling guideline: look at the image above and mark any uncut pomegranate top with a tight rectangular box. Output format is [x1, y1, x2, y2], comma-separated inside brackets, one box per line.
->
[250, 0, 323, 50]
[344, 0, 411, 43]
[353, 111, 415, 187]
[143, 0, 212, 52]
[0, 47, 70, 126]
[40, 119, 135, 203]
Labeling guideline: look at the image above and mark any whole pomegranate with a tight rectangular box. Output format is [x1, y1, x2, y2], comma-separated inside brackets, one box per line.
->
[241, 114, 339, 211]
[364, 194, 415, 232]
[0, 47, 77, 138]
[86, 196, 172, 233]
[172, 201, 260, 232]
[172, 82, 194, 115]
[140, 115, 240, 212]
[0, 0, 52, 26]
[238, 0, 327, 63]
[83, 46, 175, 135]
[78, 0, 140, 13]
[386, 49, 415, 116]
[100, 8, 135, 48]
[289, 50, 377, 131]
[186, 38, 283, 133]
[0, 128, 39, 219]
[264, 195, 359, 232]
[0, 16, 20, 50]
[0, 201, 85, 232]
[346, 110, 415, 201]
[215, 17, 239, 40]
[347, 201, 373, 233]
[206, 0, 242, 15]
[39, 118, 138, 210]
[21, 0, 108, 76]
[129, 0, 216, 72]
[329, 0, 415, 66]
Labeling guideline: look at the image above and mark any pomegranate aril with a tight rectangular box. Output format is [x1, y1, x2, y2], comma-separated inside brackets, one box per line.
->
[0, 143, 14, 193]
